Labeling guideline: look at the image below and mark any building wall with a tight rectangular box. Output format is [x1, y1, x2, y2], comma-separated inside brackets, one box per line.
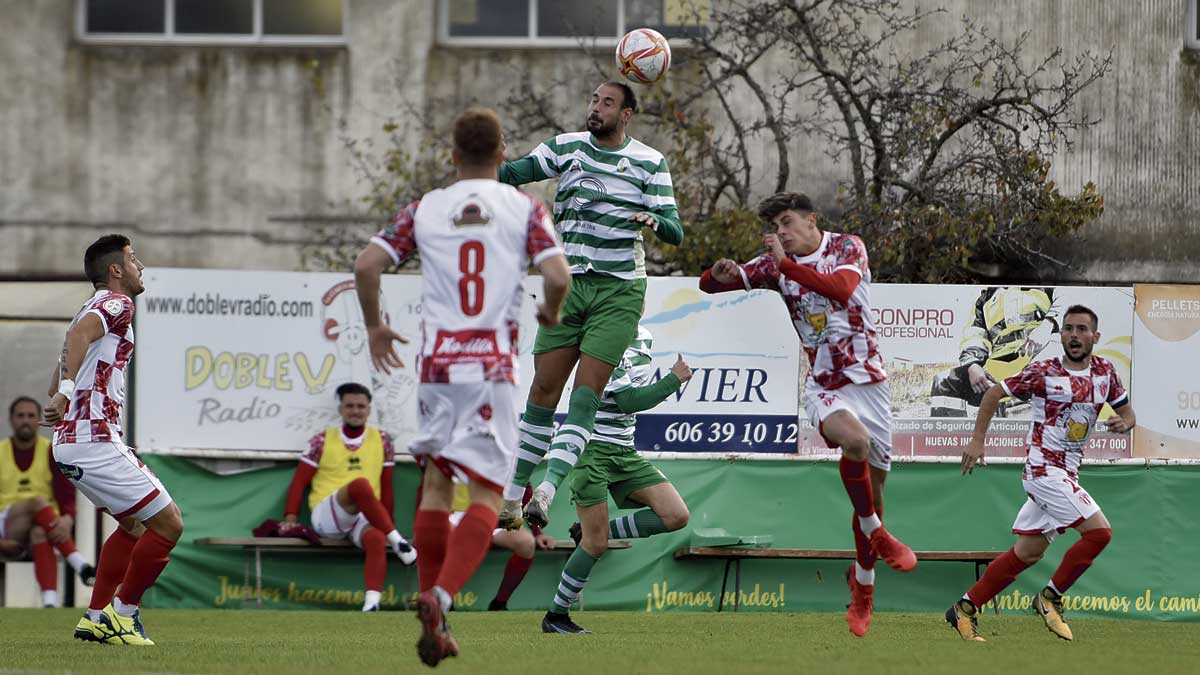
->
[1, 0, 1197, 282]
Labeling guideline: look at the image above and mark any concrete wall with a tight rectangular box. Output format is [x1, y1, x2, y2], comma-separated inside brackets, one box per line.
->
[1, 0, 1197, 282]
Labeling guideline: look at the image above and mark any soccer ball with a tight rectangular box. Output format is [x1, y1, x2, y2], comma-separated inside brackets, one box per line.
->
[615, 28, 671, 84]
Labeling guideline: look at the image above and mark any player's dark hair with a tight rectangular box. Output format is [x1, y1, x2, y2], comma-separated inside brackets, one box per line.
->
[8, 396, 40, 418]
[603, 81, 639, 113]
[1064, 304, 1099, 330]
[336, 382, 372, 402]
[758, 192, 816, 223]
[453, 107, 504, 166]
[84, 234, 131, 287]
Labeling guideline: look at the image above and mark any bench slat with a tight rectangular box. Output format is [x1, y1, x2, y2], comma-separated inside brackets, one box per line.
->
[193, 537, 630, 551]
[673, 547, 1002, 561]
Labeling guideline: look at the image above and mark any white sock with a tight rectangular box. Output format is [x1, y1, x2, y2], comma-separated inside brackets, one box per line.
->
[113, 596, 138, 617]
[854, 562, 875, 586]
[434, 586, 452, 613]
[362, 590, 382, 611]
[86, 608, 104, 622]
[41, 590, 58, 607]
[858, 513, 882, 537]
[385, 530, 402, 547]
[66, 552, 88, 574]
[535, 481, 557, 503]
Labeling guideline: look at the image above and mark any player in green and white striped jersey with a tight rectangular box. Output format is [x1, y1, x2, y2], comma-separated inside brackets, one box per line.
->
[541, 325, 692, 635]
[497, 81, 685, 531]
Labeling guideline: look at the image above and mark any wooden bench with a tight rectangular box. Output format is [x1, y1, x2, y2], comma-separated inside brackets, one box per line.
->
[673, 547, 1003, 612]
[194, 536, 631, 608]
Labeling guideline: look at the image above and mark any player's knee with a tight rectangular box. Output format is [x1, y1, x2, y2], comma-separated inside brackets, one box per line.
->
[1085, 527, 1112, 548]
[29, 525, 46, 543]
[154, 505, 185, 542]
[515, 532, 536, 559]
[840, 435, 870, 461]
[662, 505, 690, 532]
[348, 477, 372, 494]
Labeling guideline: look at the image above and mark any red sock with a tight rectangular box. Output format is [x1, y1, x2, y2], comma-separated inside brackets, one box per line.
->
[966, 548, 1032, 607]
[32, 540, 57, 592]
[434, 503, 498, 596]
[839, 457, 876, 518]
[90, 528, 139, 611]
[1050, 528, 1111, 593]
[414, 509, 451, 592]
[346, 478, 396, 533]
[852, 503, 882, 571]
[33, 506, 57, 530]
[494, 553, 534, 603]
[361, 527, 387, 592]
[54, 538, 78, 558]
[116, 529, 176, 607]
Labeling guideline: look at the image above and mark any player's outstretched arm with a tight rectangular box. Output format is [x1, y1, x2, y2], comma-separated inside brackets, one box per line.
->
[699, 259, 747, 294]
[536, 253, 571, 327]
[612, 355, 693, 414]
[354, 243, 409, 374]
[962, 383, 1005, 475]
[499, 141, 559, 186]
[43, 313, 105, 425]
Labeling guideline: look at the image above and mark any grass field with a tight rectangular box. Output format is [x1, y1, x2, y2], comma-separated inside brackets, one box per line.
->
[2, 609, 1197, 674]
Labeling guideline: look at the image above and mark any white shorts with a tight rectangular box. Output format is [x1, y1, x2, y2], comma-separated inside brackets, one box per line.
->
[52, 441, 172, 522]
[309, 492, 369, 548]
[1012, 470, 1101, 543]
[802, 379, 893, 471]
[409, 382, 519, 492]
[448, 510, 503, 538]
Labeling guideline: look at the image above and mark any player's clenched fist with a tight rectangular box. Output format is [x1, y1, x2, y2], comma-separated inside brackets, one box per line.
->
[710, 259, 739, 285]
[670, 354, 692, 384]
[536, 302, 561, 327]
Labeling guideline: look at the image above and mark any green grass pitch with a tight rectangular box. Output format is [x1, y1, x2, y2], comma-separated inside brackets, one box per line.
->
[1, 609, 1197, 674]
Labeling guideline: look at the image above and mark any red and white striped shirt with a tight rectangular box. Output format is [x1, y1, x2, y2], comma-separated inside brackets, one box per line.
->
[739, 232, 886, 390]
[55, 291, 136, 445]
[1001, 356, 1129, 479]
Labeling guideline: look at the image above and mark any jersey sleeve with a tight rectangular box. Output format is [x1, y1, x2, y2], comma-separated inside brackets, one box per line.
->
[370, 200, 420, 266]
[380, 431, 396, 467]
[91, 295, 135, 335]
[299, 432, 324, 468]
[833, 235, 868, 277]
[524, 195, 564, 266]
[740, 255, 782, 291]
[498, 138, 560, 185]
[1107, 366, 1129, 408]
[1001, 361, 1046, 401]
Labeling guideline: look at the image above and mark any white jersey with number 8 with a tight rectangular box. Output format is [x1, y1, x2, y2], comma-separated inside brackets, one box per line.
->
[371, 178, 562, 385]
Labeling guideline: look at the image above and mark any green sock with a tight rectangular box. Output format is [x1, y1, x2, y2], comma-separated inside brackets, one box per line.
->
[541, 387, 600, 491]
[510, 402, 556, 495]
[550, 546, 599, 614]
[609, 509, 669, 539]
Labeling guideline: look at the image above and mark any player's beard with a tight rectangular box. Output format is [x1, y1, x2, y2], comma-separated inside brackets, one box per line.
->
[1064, 342, 1093, 364]
[587, 115, 616, 137]
[13, 425, 36, 443]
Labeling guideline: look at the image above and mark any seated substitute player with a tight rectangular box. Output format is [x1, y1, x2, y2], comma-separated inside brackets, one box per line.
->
[44, 234, 184, 646]
[929, 286, 1058, 417]
[0, 396, 96, 607]
[542, 326, 692, 634]
[699, 192, 916, 638]
[281, 382, 416, 612]
[354, 107, 570, 666]
[445, 481, 556, 611]
[948, 305, 1134, 643]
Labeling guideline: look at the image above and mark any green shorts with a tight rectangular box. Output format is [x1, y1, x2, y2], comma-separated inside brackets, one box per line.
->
[570, 440, 669, 509]
[533, 273, 646, 367]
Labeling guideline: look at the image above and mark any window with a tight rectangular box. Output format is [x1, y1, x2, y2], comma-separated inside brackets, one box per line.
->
[77, 0, 346, 45]
[439, 0, 709, 47]
[1189, 0, 1200, 50]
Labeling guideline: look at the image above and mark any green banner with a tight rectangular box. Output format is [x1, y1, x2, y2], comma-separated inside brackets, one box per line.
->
[140, 456, 1200, 621]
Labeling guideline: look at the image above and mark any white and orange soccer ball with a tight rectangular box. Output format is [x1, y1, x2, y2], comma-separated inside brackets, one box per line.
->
[615, 28, 671, 85]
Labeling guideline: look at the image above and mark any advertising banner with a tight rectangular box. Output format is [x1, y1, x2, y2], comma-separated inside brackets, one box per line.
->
[145, 455, 1200, 621]
[136, 270, 1135, 459]
[1132, 285, 1200, 458]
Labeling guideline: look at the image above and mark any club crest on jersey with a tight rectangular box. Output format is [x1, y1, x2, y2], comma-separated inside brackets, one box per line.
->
[1095, 378, 1109, 402]
[616, 158, 631, 173]
[102, 298, 124, 315]
[1065, 414, 1091, 443]
[566, 159, 583, 173]
[452, 196, 492, 227]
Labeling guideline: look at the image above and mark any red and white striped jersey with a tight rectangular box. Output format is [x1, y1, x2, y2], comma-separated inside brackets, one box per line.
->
[1001, 356, 1129, 479]
[54, 290, 136, 445]
[371, 179, 563, 384]
[739, 231, 886, 390]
